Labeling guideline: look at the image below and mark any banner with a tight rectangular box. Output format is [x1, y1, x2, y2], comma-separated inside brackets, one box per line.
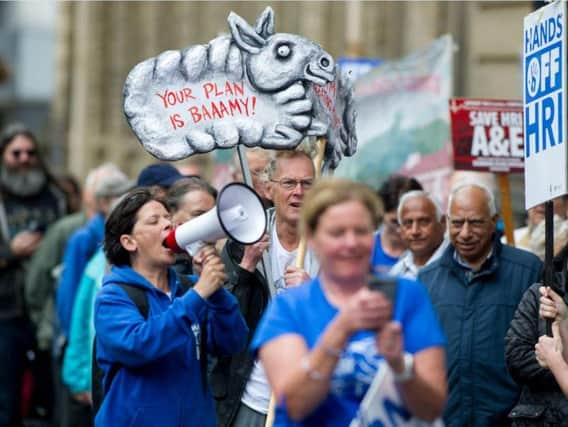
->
[335, 35, 453, 198]
[450, 98, 524, 173]
[350, 361, 444, 427]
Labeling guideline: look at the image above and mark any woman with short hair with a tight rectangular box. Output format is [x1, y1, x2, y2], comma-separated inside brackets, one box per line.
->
[252, 178, 447, 426]
[93, 187, 248, 427]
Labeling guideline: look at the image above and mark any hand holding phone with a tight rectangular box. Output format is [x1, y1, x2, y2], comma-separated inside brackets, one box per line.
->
[337, 279, 395, 335]
[368, 275, 398, 304]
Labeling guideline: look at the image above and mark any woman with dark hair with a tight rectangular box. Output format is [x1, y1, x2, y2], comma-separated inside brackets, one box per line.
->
[93, 187, 248, 427]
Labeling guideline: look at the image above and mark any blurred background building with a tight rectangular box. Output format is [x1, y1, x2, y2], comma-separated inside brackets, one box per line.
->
[0, 1, 534, 208]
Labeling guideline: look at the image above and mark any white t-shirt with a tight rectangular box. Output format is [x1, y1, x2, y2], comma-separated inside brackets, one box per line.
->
[241, 226, 314, 413]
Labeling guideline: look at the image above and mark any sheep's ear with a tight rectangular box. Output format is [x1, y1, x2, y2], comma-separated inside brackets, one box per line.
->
[255, 7, 274, 39]
[228, 12, 266, 54]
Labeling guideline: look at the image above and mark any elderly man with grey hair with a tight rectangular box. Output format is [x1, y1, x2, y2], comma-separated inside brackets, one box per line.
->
[418, 183, 543, 427]
[390, 190, 448, 279]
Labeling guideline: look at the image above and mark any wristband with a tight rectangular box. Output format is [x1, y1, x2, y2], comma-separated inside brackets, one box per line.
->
[300, 355, 328, 381]
[319, 342, 343, 359]
[392, 352, 414, 383]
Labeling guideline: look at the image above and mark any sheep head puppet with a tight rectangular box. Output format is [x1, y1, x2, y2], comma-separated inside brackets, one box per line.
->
[123, 7, 357, 170]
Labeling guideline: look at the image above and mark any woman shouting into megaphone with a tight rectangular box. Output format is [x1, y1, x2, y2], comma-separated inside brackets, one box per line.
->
[93, 187, 248, 427]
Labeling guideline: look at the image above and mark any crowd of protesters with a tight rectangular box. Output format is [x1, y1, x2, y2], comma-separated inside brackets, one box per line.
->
[3, 122, 568, 427]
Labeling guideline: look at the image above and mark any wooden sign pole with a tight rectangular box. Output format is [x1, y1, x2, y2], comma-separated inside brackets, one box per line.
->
[264, 137, 327, 427]
[496, 173, 515, 246]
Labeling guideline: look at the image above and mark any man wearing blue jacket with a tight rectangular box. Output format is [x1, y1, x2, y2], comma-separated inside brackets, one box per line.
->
[419, 183, 543, 427]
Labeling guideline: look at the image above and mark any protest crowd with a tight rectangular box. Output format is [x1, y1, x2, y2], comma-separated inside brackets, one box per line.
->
[2, 119, 568, 427]
[3, 4, 568, 427]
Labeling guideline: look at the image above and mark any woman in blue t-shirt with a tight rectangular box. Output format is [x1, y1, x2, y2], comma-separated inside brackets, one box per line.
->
[252, 178, 447, 426]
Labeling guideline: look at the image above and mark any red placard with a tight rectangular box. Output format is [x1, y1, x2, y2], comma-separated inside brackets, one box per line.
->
[449, 98, 524, 173]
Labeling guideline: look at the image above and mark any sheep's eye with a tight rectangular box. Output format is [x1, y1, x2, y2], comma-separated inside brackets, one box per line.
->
[276, 44, 291, 59]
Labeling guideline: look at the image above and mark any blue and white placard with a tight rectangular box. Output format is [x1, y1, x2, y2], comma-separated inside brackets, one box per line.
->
[524, 0, 568, 208]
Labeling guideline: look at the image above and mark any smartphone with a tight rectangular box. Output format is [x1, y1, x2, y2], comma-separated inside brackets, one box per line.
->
[368, 275, 398, 303]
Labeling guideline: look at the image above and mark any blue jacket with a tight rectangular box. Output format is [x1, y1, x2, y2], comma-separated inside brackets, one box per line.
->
[418, 238, 542, 427]
[56, 212, 105, 336]
[94, 265, 248, 427]
[62, 248, 106, 394]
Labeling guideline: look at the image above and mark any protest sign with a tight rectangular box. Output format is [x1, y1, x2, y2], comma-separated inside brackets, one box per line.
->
[335, 35, 453, 199]
[450, 98, 524, 173]
[524, 0, 568, 209]
[123, 7, 356, 172]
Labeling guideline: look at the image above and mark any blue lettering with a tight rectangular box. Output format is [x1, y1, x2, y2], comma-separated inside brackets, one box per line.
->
[525, 14, 564, 53]
[384, 398, 412, 426]
[542, 96, 556, 150]
[525, 93, 563, 159]
[525, 29, 531, 53]
[533, 27, 540, 50]
[525, 103, 540, 158]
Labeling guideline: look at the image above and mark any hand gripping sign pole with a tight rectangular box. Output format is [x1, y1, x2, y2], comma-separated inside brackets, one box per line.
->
[523, 1, 568, 336]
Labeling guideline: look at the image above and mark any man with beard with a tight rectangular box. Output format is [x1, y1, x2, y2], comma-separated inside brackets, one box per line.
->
[0, 123, 68, 426]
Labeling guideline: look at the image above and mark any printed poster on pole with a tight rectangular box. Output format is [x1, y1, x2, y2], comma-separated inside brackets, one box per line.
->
[524, 0, 568, 208]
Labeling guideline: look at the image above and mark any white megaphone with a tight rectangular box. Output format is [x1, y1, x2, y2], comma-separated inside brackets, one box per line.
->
[164, 183, 266, 256]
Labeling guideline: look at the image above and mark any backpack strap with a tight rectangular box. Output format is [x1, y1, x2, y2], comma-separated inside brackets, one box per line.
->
[117, 283, 149, 319]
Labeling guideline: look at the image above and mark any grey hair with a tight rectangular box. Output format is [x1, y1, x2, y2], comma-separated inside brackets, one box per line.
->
[397, 190, 444, 224]
[447, 183, 497, 217]
[85, 162, 131, 198]
[266, 140, 315, 180]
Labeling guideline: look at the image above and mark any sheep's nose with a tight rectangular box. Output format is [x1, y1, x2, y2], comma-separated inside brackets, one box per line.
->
[319, 54, 334, 71]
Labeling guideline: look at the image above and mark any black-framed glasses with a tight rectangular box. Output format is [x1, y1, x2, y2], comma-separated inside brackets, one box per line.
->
[270, 178, 314, 191]
[10, 149, 37, 159]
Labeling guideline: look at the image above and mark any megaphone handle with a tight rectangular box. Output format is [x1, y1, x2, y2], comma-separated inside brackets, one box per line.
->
[295, 238, 307, 269]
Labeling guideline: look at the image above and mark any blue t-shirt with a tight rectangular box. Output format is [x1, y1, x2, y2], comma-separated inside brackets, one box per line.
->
[251, 276, 446, 427]
[371, 232, 399, 274]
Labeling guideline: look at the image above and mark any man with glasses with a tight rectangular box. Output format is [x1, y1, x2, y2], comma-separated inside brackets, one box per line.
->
[214, 147, 319, 427]
[418, 183, 543, 427]
[0, 123, 68, 426]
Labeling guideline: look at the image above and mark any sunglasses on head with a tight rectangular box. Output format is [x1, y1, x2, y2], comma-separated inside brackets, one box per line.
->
[10, 149, 37, 159]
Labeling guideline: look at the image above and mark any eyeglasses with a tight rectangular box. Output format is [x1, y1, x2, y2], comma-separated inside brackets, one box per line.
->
[10, 149, 37, 159]
[270, 178, 314, 191]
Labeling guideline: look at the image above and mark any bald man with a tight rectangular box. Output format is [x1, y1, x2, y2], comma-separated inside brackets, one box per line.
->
[418, 184, 543, 427]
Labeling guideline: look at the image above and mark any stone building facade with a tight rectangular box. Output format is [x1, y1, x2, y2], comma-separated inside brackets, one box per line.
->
[52, 1, 532, 185]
